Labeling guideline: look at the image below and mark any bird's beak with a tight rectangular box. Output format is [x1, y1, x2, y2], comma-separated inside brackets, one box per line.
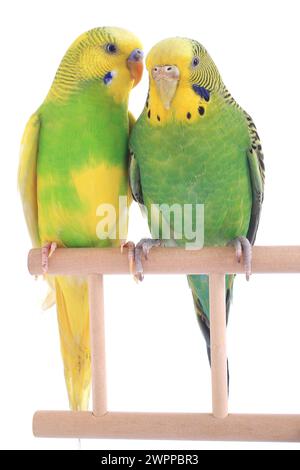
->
[152, 65, 180, 109]
[127, 49, 144, 87]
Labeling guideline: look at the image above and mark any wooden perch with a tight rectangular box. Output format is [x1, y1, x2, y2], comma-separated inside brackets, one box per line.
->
[28, 245, 300, 276]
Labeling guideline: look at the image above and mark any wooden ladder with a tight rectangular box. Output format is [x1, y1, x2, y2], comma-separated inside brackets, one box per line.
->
[28, 246, 300, 442]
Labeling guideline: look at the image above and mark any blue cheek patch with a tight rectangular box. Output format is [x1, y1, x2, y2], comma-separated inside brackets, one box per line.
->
[192, 85, 210, 102]
[103, 71, 114, 85]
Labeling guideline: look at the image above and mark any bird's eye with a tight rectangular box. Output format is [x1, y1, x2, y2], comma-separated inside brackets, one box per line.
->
[105, 43, 117, 54]
[192, 56, 200, 67]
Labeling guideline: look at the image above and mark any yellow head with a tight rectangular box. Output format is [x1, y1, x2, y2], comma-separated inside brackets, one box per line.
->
[48, 27, 143, 103]
[145, 37, 223, 123]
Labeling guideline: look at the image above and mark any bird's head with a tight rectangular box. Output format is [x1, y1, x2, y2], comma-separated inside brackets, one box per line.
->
[145, 37, 223, 123]
[49, 27, 143, 103]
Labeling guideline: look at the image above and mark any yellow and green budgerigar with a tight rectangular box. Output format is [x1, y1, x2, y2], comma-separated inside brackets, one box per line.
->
[129, 38, 264, 375]
[18, 27, 143, 410]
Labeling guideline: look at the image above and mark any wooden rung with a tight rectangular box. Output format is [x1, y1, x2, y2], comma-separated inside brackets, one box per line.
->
[33, 411, 300, 442]
[28, 246, 300, 276]
[209, 274, 228, 418]
[88, 274, 107, 416]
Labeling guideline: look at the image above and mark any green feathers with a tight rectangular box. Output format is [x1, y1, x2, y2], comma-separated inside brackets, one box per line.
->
[129, 36, 264, 369]
[37, 82, 130, 247]
[19, 27, 143, 410]
[130, 94, 253, 246]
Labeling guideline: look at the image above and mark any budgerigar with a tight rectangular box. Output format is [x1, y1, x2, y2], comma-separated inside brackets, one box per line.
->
[18, 27, 143, 410]
[129, 37, 264, 374]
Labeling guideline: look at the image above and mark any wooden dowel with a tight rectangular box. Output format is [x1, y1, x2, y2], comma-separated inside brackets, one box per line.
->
[209, 274, 228, 419]
[33, 411, 300, 442]
[28, 246, 300, 276]
[88, 274, 107, 417]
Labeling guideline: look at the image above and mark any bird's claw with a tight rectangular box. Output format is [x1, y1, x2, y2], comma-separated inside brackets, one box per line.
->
[48, 242, 57, 258]
[228, 236, 252, 281]
[42, 242, 57, 274]
[134, 239, 163, 282]
[121, 241, 135, 275]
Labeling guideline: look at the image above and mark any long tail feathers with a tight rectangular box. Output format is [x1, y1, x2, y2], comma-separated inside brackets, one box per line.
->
[188, 274, 234, 360]
[55, 276, 91, 411]
[188, 274, 234, 391]
[41, 275, 56, 311]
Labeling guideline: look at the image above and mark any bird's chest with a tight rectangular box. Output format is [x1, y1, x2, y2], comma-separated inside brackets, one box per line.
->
[36, 91, 129, 246]
[138, 109, 248, 195]
[38, 91, 129, 171]
[133, 107, 252, 244]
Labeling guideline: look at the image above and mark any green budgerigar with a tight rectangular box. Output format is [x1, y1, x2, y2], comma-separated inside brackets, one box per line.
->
[129, 37, 264, 372]
[19, 27, 143, 410]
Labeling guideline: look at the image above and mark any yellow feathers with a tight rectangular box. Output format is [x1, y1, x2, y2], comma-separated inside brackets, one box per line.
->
[146, 37, 193, 77]
[18, 113, 40, 247]
[71, 163, 129, 245]
[19, 27, 142, 412]
[55, 276, 91, 411]
[46, 27, 143, 104]
[37, 162, 129, 247]
[146, 82, 209, 125]
[145, 37, 220, 124]
[146, 38, 203, 124]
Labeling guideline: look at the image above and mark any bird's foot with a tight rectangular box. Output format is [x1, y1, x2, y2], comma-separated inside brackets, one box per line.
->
[134, 239, 163, 282]
[228, 236, 252, 281]
[120, 241, 135, 275]
[42, 242, 57, 274]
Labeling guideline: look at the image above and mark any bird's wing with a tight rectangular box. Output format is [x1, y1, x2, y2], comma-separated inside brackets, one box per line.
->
[129, 151, 144, 205]
[18, 113, 40, 247]
[245, 112, 265, 244]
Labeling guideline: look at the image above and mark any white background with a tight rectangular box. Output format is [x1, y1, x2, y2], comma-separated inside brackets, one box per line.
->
[1, 0, 300, 450]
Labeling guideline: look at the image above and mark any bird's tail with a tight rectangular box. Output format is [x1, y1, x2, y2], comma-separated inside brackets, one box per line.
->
[187, 274, 234, 364]
[55, 275, 91, 411]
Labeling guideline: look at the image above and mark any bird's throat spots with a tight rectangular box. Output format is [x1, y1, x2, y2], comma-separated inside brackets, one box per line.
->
[185, 103, 207, 122]
[146, 92, 209, 125]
